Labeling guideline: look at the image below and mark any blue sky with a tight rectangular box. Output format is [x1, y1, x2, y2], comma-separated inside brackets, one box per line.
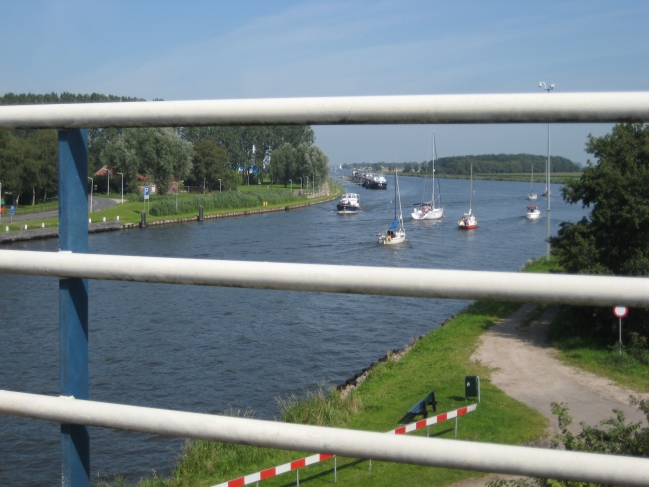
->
[1, 0, 648, 165]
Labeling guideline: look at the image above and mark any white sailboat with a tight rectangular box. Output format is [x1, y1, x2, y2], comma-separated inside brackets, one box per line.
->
[412, 128, 444, 220]
[527, 164, 538, 200]
[379, 166, 406, 245]
[458, 164, 478, 230]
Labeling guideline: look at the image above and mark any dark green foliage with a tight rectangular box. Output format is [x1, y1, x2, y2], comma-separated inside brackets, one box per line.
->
[186, 141, 238, 191]
[549, 124, 649, 341]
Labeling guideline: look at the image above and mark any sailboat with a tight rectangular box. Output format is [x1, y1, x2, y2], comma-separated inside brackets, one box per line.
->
[458, 164, 478, 230]
[379, 166, 406, 244]
[412, 128, 444, 220]
[527, 164, 537, 200]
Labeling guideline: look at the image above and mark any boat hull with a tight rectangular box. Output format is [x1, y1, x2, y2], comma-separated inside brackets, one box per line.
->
[378, 232, 406, 245]
[458, 223, 477, 230]
[527, 193, 538, 200]
[412, 207, 444, 220]
[337, 205, 360, 214]
[526, 211, 541, 220]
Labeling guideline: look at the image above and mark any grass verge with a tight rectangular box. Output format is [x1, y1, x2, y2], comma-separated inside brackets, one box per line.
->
[112, 301, 547, 487]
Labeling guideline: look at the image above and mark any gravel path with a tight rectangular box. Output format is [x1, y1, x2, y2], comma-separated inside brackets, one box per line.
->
[452, 303, 648, 487]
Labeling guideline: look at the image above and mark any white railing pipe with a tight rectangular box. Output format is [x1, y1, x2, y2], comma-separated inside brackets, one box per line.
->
[1, 92, 648, 130]
[0, 250, 647, 307]
[0, 390, 647, 486]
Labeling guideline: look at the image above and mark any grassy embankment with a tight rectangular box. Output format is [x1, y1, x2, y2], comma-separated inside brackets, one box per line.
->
[112, 300, 547, 487]
[522, 256, 649, 393]
[1, 181, 344, 233]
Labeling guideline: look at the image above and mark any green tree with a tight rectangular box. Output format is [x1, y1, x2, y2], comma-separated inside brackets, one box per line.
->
[189, 141, 239, 191]
[269, 143, 297, 186]
[550, 123, 649, 338]
[403, 163, 412, 173]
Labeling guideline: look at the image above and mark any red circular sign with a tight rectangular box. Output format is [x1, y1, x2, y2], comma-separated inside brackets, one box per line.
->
[613, 306, 628, 318]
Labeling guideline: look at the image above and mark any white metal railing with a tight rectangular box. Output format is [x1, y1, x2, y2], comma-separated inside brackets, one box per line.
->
[1, 92, 649, 129]
[0, 250, 647, 307]
[1, 390, 648, 486]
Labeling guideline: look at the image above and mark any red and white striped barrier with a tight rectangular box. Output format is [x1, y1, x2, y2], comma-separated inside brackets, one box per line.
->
[390, 403, 478, 435]
[212, 404, 477, 487]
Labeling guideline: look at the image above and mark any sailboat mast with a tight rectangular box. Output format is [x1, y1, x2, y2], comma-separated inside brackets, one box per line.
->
[432, 127, 435, 205]
[469, 164, 473, 212]
[394, 165, 397, 220]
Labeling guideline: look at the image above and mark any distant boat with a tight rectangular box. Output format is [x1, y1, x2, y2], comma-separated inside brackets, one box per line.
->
[412, 128, 444, 220]
[527, 165, 537, 200]
[379, 166, 406, 244]
[525, 205, 541, 220]
[336, 193, 360, 214]
[458, 164, 478, 230]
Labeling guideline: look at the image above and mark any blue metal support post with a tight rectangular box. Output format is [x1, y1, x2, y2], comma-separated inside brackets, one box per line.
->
[58, 129, 90, 487]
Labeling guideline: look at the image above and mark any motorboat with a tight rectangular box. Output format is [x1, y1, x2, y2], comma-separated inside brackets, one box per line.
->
[458, 164, 478, 230]
[412, 128, 444, 220]
[379, 167, 406, 244]
[336, 193, 360, 214]
[526, 205, 541, 220]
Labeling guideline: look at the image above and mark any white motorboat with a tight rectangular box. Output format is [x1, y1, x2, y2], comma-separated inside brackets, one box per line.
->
[412, 128, 444, 220]
[379, 167, 406, 245]
[336, 193, 360, 214]
[458, 164, 478, 230]
[526, 205, 541, 220]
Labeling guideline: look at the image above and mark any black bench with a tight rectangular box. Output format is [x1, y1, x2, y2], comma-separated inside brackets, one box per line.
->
[398, 390, 437, 424]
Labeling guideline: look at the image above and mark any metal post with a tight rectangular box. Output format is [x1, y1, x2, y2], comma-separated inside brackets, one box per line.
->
[58, 129, 90, 487]
[539, 82, 554, 262]
[455, 417, 458, 439]
[427, 425, 430, 437]
[117, 172, 123, 204]
[87, 177, 93, 213]
[296, 468, 299, 487]
[369, 459, 372, 471]
[218, 179, 221, 192]
[334, 455, 337, 483]
[619, 317, 623, 357]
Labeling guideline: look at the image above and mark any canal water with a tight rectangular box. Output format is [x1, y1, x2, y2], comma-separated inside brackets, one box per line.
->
[0, 174, 588, 485]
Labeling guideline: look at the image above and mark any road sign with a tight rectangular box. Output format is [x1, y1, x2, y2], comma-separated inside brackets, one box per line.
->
[613, 306, 628, 318]
[10, 206, 14, 216]
[143, 186, 150, 201]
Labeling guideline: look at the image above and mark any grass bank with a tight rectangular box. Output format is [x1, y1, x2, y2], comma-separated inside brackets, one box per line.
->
[522, 257, 649, 393]
[114, 300, 547, 487]
[1, 181, 344, 235]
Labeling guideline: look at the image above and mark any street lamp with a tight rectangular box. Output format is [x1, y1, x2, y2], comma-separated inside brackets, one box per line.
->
[203, 178, 206, 193]
[299, 177, 303, 191]
[539, 81, 555, 261]
[289, 179, 292, 193]
[218, 179, 221, 192]
[175, 180, 184, 212]
[106, 167, 110, 195]
[117, 172, 124, 204]
[87, 177, 93, 213]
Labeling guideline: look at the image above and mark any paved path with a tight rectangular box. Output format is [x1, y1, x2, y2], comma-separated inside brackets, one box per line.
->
[453, 303, 649, 487]
[5, 196, 119, 222]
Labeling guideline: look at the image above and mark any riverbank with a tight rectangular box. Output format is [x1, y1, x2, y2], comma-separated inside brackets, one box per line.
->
[122, 301, 547, 487]
[0, 182, 344, 244]
[387, 172, 581, 184]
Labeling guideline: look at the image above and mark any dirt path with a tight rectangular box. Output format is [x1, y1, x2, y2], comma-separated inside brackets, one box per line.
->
[453, 303, 649, 487]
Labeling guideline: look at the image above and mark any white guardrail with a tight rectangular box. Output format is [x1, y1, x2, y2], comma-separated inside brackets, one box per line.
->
[1, 391, 648, 486]
[0, 250, 648, 307]
[1, 92, 649, 129]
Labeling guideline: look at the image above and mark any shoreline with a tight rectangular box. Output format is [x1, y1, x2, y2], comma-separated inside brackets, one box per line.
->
[0, 195, 338, 245]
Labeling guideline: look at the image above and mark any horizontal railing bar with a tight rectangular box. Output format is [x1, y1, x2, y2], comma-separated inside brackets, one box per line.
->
[0, 390, 647, 486]
[1, 92, 649, 129]
[0, 250, 647, 307]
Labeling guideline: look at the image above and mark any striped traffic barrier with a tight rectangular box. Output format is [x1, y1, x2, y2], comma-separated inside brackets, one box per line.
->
[212, 403, 477, 487]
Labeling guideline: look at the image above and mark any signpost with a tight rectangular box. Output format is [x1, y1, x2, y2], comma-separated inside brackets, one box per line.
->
[613, 306, 628, 356]
[143, 186, 150, 214]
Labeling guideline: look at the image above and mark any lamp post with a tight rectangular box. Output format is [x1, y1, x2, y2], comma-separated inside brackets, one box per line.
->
[539, 81, 555, 262]
[117, 172, 124, 204]
[299, 177, 303, 191]
[87, 177, 93, 213]
[106, 167, 110, 195]
[175, 180, 184, 212]
[218, 179, 221, 192]
[203, 178, 206, 193]
[289, 179, 292, 193]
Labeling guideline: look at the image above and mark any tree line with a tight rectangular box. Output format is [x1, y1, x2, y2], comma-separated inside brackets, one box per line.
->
[345, 154, 582, 175]
[0, 92, 328, 204]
